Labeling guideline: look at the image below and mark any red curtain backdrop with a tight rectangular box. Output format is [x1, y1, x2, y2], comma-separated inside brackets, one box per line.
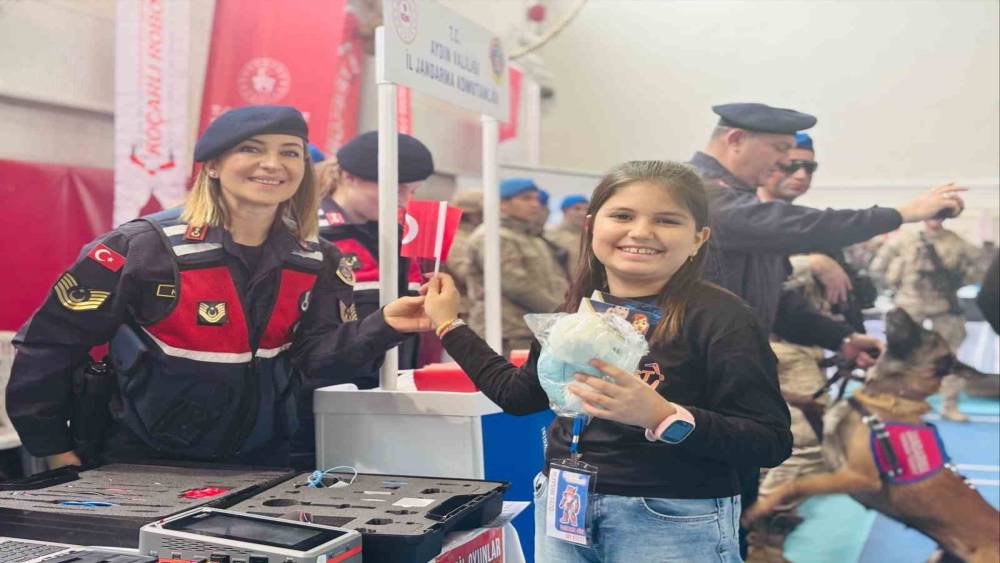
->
[198, 0, 348, 148]
[0, 159, 114, 331]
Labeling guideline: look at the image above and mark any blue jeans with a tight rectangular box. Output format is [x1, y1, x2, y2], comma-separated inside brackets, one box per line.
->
[532, 473, 743, 562]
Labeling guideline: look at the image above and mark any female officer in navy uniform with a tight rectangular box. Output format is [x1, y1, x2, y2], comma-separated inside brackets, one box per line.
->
[6, 106, 432, 469]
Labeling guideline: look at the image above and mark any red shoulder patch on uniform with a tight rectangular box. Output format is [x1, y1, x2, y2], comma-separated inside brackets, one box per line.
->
[184, 224, 208, 241]
[87, 243, 126, 272]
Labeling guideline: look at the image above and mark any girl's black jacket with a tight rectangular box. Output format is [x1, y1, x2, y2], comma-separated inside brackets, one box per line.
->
[441, 281, 792, 499]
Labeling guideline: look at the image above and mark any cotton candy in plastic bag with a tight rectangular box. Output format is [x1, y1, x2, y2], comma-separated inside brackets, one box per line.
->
[525, 310, 649, 417]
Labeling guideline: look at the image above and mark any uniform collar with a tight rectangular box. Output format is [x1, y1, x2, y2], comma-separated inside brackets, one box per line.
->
[689, 151, 755, 193]
[220, 219, 301, 274]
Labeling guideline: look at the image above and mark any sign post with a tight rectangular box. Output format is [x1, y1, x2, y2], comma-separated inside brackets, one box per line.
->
[378, 0, 510, 387]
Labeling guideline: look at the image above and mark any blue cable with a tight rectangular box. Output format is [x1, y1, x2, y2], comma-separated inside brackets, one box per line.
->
[307, 465, 358, 488]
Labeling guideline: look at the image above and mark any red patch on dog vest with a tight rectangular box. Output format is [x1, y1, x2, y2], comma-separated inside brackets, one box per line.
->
[871, 423, 949, 484]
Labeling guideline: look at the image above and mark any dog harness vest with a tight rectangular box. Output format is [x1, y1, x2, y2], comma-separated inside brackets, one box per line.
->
[870, 422, 949, 484]
[849, 396, 950, 484]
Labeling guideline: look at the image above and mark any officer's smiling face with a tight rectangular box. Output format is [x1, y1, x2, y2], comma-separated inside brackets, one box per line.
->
[211, 134, 305, 209]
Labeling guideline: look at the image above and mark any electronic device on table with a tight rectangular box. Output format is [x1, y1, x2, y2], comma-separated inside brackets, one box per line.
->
[138, 508, 361, 563]
[0, 537, 155, 563]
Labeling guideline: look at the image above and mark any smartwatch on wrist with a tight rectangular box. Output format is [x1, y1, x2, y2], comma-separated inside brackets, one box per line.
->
[645, 405, 696, 444]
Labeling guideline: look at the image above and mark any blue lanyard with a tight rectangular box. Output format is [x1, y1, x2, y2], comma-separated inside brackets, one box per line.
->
[569, 415, 587, 460]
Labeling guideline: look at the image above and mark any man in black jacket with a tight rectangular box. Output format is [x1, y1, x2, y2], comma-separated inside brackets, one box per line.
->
[688, 102, 966, 558]
[690, 103, 965, 364]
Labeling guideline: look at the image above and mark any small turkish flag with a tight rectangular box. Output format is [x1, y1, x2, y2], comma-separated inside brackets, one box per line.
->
[87, 243, 126, 272]
[400, 200, 463, 265]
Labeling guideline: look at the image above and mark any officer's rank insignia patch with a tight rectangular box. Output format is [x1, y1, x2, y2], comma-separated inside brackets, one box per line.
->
[336, 257, 356, 286]
[197, 301, 228, 325]
[155, 284, 177, 299]
[184, 224, 208, 241]
[54, 273, 110, 312]
[340, 302, 358, 322]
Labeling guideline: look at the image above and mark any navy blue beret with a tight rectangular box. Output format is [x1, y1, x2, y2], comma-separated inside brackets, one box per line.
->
[499, 177, 538, 199]
[194, 105, 309, 162]
[712, 103, 816, 134]
[560, 194, 588, 210]
[336, 131, 434, 183]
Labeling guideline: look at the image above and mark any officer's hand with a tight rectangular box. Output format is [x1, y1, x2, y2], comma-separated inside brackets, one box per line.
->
[897, 182, 967, 222]
[383, 296, 433, 333]
[840, 333, 883, 369]
[45, 450, 82, 469]
[808, 254, 852, 304]
[423, 274, 461, 328]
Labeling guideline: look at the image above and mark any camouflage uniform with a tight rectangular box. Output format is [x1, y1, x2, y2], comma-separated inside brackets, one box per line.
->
[759, 256, 829, 501]
[871, 227, 984, 419]
[546, 221, 584, 276]
[466, 216, 570, 355]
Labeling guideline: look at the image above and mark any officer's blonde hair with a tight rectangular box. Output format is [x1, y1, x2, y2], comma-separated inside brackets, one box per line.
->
[182, 164, 320, 242]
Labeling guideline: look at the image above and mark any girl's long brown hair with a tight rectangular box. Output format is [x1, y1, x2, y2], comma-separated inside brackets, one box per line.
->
[561, 161, 710, 346]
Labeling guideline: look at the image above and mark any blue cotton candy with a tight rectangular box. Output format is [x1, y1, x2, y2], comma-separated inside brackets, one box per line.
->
[535, 311, 649, 416]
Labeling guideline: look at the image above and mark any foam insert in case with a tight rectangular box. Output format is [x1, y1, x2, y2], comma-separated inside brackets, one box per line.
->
[229, 471, 509, 563]
[0, 462, 295, 547]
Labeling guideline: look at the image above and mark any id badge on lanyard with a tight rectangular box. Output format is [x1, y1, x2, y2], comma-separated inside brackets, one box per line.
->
[546, 415, 598, 546]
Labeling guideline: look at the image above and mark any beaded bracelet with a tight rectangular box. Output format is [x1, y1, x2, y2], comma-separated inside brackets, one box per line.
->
[436, 318, 466, 338]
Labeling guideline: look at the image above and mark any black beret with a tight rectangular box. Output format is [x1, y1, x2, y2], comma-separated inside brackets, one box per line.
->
[194, 105, 309, 162]
[712, 103, 817, 134]
[336, 131, 435, 183]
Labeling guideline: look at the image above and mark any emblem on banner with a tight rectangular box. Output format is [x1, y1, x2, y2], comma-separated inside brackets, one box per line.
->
[489, 37, 506, 83]
[237, 57, 292, 104]
[391, 0, 418, 44]
[54, 273, 111, 312]
[337, 258, 356, 286]
[87, 243, 127, 272]
[197, 301, 229, 325]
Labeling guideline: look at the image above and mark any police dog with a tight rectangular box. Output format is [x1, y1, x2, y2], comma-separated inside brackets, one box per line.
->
[743, 309, 1000, 563]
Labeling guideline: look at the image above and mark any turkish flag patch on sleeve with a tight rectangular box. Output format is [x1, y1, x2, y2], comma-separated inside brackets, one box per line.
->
[87, 243, 126, 272]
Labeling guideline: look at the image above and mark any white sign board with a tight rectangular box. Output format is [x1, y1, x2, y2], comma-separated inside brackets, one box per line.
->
[381, 0, 509, 121]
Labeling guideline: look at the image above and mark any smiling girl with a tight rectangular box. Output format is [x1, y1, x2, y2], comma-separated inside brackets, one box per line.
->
[424, 160, 791, 562]
[7, 106, 431, 469]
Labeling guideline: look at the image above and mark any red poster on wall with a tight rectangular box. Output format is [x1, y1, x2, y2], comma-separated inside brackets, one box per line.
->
[198, 0, 347, 148]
